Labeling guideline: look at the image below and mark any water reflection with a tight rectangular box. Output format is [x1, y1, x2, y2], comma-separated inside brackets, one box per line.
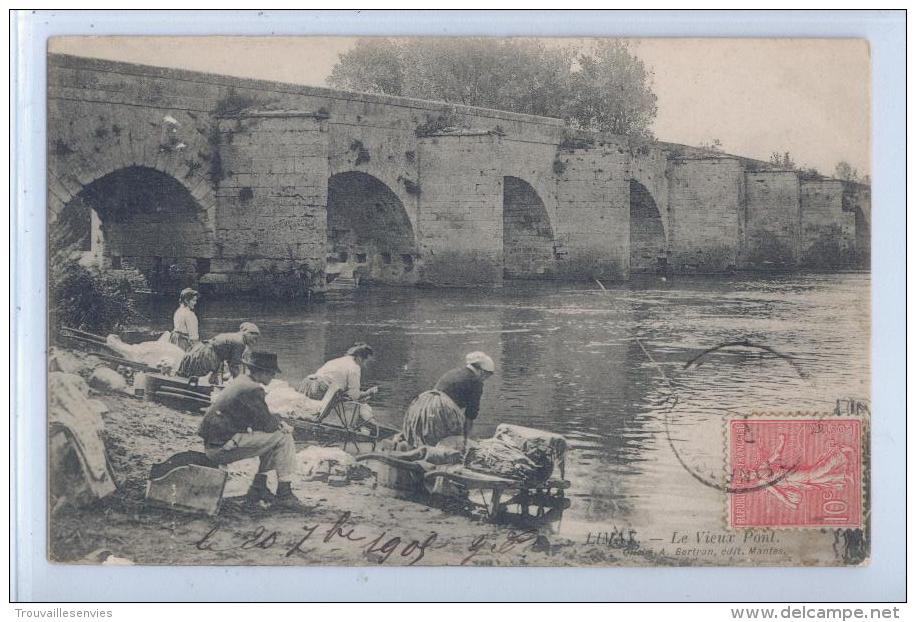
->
[145, 274, 869, 536]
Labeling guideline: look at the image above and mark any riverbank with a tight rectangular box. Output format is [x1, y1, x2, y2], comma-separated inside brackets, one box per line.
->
[49, 349, 660, 567]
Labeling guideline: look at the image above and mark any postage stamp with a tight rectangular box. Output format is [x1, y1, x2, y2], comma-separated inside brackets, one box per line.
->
[729, 418, 863, 528]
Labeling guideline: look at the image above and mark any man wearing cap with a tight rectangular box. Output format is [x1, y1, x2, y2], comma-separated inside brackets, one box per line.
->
[401, 351, 495, 448]
[177, 321, 261, 384]
[198, 351, 304, 511]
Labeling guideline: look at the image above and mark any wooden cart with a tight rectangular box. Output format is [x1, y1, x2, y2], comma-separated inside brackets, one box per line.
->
[425, 466, 570, 524]
[283, 388, 399, 452]
[139, 372, 215, 411]
[357, 453, 570, 524]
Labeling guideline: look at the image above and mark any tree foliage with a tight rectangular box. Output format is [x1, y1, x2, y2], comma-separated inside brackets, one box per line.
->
[49, 214, 145, 335]
[565, 41, 657, 136]
[699, 138, 724, 153]
[769, 151, 797, 169]
[328, 39, 404, 96]
[328, 38, 658, 137]
[834, 161, 861, 183]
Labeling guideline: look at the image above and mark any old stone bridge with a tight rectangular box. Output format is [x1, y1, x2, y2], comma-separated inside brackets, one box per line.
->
[48, 54, 871, 294]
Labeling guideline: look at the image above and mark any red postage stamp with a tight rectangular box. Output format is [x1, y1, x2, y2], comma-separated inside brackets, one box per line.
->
[729, 419, 862, 528]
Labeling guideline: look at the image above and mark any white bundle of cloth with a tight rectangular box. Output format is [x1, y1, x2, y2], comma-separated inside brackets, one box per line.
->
[48, 372, 117, 510]
[265, 379, 324, 419]
[105, 333, 184, 370]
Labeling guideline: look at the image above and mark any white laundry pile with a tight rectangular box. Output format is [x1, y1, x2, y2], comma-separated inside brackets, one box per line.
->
[296, 445, 357, 483]
[88, 366, 131, 394]
[264, 379, 325, 419]
[48, 372, 117, 512]
[105, 333, 184, 370]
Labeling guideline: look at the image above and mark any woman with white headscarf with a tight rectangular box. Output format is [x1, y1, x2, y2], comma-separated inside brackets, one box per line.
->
[177, 321, 261, 384]
[400, 351, 495, 448]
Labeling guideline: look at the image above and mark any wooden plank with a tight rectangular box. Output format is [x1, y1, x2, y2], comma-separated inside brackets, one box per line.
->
[60, 326, 108, 343]
[92, 353, 160, 373]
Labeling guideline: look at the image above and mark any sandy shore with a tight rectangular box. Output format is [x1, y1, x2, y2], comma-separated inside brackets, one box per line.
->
[49, 352, 664, 567]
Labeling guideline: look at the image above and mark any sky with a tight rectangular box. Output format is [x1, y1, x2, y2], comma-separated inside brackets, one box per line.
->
[49, 36, 871, 176]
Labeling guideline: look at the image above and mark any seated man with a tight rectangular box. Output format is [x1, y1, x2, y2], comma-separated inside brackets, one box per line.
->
[197, 350, 304, 511]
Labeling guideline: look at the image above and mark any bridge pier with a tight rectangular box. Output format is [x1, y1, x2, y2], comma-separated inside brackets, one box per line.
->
[203, 110, 329, 293]
[552, 144, 630, 281]
[416, 132, 505, 287]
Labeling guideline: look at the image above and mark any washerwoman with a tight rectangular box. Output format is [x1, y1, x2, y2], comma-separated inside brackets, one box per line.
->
[177, 322, 261, 384]
[169, 288, 200, 352]
[298, 343, 378, 423]
[400, 351, 495, 449]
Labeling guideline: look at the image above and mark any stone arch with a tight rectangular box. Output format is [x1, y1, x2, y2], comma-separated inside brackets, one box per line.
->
[55, 166, 214, 292]
[326, 138, 420, 234]
[326, 171, 419, 285]
[46, 101, 217, 228]
[502, 176, 557, 279]
[629, 179, 667, 274]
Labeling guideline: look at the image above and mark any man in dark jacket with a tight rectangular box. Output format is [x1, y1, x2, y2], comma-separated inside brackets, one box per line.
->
[198, 351, 303, 510]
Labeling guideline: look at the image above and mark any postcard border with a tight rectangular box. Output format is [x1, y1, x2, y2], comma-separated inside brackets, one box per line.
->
[12, 9, 905, 602]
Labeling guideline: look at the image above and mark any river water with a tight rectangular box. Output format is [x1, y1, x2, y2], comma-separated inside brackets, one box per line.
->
[147, 273, 869, 540]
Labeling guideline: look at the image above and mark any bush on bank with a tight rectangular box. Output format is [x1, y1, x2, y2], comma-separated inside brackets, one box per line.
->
[50, 221, 146, 336]
[50, 260, 147, 335]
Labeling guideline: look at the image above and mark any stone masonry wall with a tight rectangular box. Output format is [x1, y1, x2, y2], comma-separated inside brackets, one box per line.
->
[59, 164, 214, 277]
[742, 171, 800, 269]
[417, 133, 505, 286]
[847, 183, 871, 268]
[553, 142, 630, 280]
[326, 121, 420, 232]
[629, 147, 671, 240]
[210, 111, 329, 291]
[48, 54, 565, 290]
[499, 138, 564, 279]
[667, 158, 744, 272]
[326, 171, 419, 285]
[46, 90, 218, 232]
[799, 179, 855, 269]
[628, 180, 666, 273]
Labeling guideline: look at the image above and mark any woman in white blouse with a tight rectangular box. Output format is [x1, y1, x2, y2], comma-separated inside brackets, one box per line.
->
[298, 343, 378, 423]
[299, 343, 377, 402]
[169, 288, 200, 352]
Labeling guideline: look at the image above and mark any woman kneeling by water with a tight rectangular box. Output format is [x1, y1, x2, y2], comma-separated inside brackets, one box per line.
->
[298, 343, 378, 421]
[177, 322, 260, 384]
[400, 351, 495, 449]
